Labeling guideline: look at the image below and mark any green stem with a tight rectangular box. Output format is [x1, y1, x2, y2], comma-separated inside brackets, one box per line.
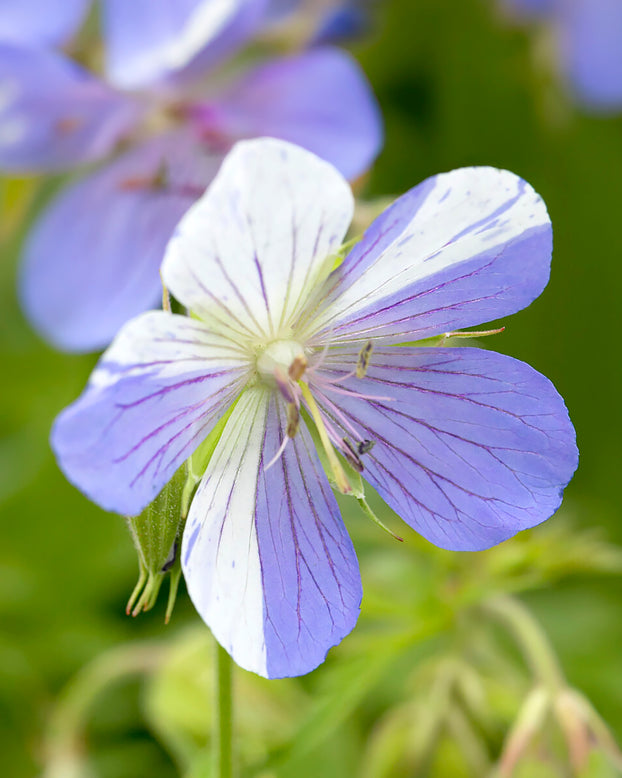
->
[213, 639, 234, 778]
[482, 594, 565, 691]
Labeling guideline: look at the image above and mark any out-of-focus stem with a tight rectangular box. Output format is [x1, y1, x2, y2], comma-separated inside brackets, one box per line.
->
[213, 639, 234, 778]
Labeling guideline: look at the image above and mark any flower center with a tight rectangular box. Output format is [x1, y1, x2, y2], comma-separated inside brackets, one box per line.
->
[256, 339, 306, 385]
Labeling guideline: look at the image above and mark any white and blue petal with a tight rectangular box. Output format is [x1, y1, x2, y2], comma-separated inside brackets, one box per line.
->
[199, 47, 382, 180]
[0, 0, 90, 46]
[103, 0, 267, 89]
[182, 387, 362, 678]
[0, 43, 140, 172]
[162, 138, 353, 342]
[19, 132, 222, 352]
[303, 167, 552, 344]
[52, 311, 248, 517]
[313, 346, 578, 551]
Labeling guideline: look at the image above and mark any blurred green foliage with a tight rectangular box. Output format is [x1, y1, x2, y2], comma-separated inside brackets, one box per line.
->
[2, 0, 622, 776]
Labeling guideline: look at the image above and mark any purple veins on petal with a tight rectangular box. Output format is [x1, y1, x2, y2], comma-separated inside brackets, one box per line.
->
[0, 43, 141, 172]
[312, 346, 578, 551]
[51, 311, 248, 517]
[19, 132, 222, 352]
[201, 47, 383, 180]
[162, 137, 353, 340]
[304, 166, 552, 345]
[182, 387, 362, 679]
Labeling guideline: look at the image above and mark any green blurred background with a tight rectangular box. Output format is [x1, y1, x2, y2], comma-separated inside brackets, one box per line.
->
[2, 0, 622, 775]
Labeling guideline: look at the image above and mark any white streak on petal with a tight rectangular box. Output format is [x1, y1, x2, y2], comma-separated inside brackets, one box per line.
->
[183, 388, 269, 675]
[163, 138, 353, 342]
[305, 167, 551, 343]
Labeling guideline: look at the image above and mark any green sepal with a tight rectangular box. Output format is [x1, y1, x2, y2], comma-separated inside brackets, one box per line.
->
[357, 497, 404, 543]
[186, 398, 240, 490]
[302, 408, 365, 498]
[126, 464, 187, 619]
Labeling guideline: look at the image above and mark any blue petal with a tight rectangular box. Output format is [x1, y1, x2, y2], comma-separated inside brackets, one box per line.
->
[103, 0, 268, 89]
[0, 0, 90, 45]
[182, 388, 362, 678]
[0, 43, 140, 172]
[310, 3, 371, 45]
[199, 47, 383, 180]
[304, 166, 551, 344]
[313, 346, 578, 551]
[557, 0, 622, 111]
[19, 132, 222, 352]
[52, 311, 248, 516]
[501, 0, 554, 19]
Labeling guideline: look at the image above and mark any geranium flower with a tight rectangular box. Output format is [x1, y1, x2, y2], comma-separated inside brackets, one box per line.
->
[52, 138, 578, 679]
[502, 0, 622, 111]
[0, 0, 382, 351]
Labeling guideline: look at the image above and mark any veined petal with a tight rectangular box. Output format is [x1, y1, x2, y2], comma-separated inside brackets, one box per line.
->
[313, 346, 577, 551]
[103, 0, 267, 90]
[182, 387, 362, 678]
[19, 132, 222, 353]
[0, 0, 90, 46]
[52, 311, 248, 517]
[200, 47, 382, 180]
[162, 138, 353, 342]
[557, 0, 622, 111]
[0, 43, 140, 172]
[303, 167, 551, 345]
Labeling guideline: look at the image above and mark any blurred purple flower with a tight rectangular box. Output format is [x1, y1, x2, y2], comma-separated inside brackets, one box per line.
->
[503, 0, 622, 111]
[52, 138, 578, 678]
[0, 0, 382, 352]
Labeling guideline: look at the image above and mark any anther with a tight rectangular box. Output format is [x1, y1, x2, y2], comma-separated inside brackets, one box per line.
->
[342, 438, 364, 472]
[286, 403, 299, 438]
[356, 341, 373, 378]
[288, 353, 308, 381]
[357, 439, 376, 455]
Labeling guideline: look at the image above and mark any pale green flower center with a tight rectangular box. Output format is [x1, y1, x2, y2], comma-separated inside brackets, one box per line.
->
[255, 339, 306, 385]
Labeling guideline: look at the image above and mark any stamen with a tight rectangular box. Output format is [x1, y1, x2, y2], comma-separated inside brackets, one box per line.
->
[342, 438, 364, 472]
[288, 353, 307, 381]
[357, 439, 375, 455]
[274, 367, 296, 404]
[160, 270, 171, 313]
[265, 435, 290, 471]
[356, 340, 373, 378]
[286, 403, 299, 438]
[299, 382, 352, 494]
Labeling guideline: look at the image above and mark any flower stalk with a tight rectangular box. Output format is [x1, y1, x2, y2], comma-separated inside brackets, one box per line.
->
[213, 638, 234, 778]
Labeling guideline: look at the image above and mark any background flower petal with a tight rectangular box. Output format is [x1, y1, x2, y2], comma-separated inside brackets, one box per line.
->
[0, 0, 90, 46]
[500, 0, 554, 19]
[304, 166, 552, 344]
[19, 132, 222, 352]
[199, 47, 382, 180]
[51, 311, 248, 516]
[103, 0, 267, 89]
[557, 0, 622, 111]
[313, 346, 578, 551]
[182, 387, 362, 678]
[0, 43, 140, 172]
[162, 137, 353, 342]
